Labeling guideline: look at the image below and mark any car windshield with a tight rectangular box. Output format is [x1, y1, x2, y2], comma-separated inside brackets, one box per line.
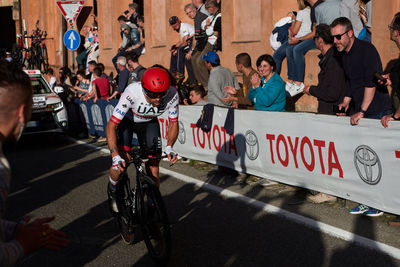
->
[30, 77, 52, 94]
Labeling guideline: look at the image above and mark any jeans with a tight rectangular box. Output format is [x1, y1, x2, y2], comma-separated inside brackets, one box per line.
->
[286, 39, 316, 82]
[170, 38, 193, 75]
[272, 41, 289, 75]
[76, 50, 89, 70]
[112, 50, 126, 73]
[170, 46, 188, 74]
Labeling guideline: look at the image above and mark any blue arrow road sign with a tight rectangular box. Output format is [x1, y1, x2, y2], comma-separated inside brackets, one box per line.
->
[63, 29, 80, 51]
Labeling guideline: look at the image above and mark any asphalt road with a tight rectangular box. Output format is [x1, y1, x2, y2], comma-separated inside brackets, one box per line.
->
[4, 134, 400, 267]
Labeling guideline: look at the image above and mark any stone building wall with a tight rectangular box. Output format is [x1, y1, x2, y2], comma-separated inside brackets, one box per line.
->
[14, 0, 400, 111]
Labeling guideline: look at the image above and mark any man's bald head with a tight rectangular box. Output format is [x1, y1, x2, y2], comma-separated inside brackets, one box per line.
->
[0, 61, 33, 124]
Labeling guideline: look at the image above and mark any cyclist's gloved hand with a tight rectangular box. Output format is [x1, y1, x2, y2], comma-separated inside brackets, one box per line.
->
[165, 146, 177, 158]
[166, 146, 178, 165]
[112, 155, 125, 170]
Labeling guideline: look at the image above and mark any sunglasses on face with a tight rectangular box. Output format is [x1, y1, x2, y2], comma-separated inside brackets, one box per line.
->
[142, 88, 167, 99]
[332, 30, 349, 41]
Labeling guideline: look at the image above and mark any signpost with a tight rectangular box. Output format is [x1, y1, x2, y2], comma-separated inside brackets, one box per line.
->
[56, 0, 85, 71]
[63, 29, 80, 51]
[56, 0, 85, 28]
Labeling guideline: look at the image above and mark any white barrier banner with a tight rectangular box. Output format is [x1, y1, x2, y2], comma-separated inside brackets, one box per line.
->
[159, 106, 400, 215]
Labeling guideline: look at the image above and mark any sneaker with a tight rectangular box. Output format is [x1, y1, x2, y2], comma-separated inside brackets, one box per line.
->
[258, 178, 278, 187]
[349, 204, 369, 214]
[288, 83, 304, 97]
[97, 137, 107, 142]
[364, 208, 383, 217]
[285, 82, 294, 92]
[307, 193, 337, 204]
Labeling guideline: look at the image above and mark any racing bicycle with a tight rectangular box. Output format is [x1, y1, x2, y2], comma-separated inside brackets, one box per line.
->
[17, 20, 50, 72]
[114, 148, 172, 264]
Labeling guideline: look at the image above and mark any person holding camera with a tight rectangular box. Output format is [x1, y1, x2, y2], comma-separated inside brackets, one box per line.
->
[183, 85, 207, 106]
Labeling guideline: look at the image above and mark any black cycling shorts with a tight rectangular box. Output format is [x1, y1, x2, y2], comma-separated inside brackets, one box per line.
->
[117, 117, 161, 157]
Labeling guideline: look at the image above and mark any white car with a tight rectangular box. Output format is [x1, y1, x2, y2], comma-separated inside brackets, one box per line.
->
[24, 70, 68, 134]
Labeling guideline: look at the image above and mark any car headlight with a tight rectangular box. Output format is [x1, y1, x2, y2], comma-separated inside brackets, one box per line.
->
[48, 102, 63, 111]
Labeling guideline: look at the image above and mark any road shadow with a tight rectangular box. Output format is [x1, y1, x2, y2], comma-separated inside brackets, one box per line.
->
[6, 135, 110, 220]
[145, 175, 326, 267]
[207, 133, 248, 188]
[329, 215, 396, 267]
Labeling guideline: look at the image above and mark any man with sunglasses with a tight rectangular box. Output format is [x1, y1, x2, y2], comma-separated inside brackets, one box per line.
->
[331, 17, 392, 217]
[331, 17, 392, 126]
[105, 67, 179, 217]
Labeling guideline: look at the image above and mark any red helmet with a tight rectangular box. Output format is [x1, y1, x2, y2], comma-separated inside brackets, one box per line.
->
[141, 67, 170, 93]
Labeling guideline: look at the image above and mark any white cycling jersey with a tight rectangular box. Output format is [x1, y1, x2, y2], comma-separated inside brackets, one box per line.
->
[110, 82, 179, 125]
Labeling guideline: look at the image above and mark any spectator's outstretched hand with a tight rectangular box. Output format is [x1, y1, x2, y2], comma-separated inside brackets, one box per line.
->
[381, 114, 393, 128]
[350, 112, 363, 125]
[14, 216, 69, 254]
[336, 97, 350, 116]
[378, 74, 391, 86]
[221, 94, 234, 103]
[288, 37, 300, 45]
[303, 86, 310, 95]
[224, 86, 236, 95]
[185, 51, 192, 60]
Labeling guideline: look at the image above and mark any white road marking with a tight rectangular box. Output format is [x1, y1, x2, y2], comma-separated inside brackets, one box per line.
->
[71, 138, 400, 260]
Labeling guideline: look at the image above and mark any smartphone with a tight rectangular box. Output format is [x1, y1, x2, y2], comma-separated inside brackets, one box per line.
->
[374, 72, 387, 84]
[333, 105, 345, 113]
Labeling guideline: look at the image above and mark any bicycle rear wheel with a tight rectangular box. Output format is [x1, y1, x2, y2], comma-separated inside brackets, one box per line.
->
[137, 175, 171, 264]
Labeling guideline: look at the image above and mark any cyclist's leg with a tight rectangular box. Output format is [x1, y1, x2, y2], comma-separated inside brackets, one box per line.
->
[108, 117, 135, 214]
[135, 119, 162, 187]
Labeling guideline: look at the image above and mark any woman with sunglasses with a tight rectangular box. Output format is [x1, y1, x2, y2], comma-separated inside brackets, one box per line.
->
[105, 67, 179, 217]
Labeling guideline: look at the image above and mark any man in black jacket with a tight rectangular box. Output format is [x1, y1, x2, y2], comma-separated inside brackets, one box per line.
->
[303, 24, 345, 204]
[303, 24, 345, 114]
[380, 12, 400, 226]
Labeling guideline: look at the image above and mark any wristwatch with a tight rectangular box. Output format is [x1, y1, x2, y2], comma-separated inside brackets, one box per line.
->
[360, 109, 367, 114]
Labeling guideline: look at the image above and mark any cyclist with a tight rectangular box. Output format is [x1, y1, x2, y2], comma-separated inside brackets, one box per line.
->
[105, 67, 179, 214]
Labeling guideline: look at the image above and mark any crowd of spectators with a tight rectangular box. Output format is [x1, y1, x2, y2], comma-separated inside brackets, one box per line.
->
[51, 0, 400, 224]
[163, 0, 400, 223]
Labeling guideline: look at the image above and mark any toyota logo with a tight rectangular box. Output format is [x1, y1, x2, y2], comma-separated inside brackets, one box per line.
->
[354, 145, 382, 185]
[245, 130, 259, 160]
[178, 121, 186, 144]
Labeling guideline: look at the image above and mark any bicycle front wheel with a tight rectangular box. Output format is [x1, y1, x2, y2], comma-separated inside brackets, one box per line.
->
[115, 175, 136, 245]
[137, 175, 171, 264]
